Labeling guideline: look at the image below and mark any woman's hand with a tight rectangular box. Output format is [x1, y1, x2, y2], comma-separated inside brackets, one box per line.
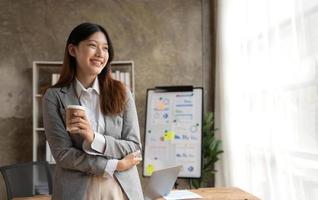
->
[67, 111, 94, 143]
[116, 151, 142, 172]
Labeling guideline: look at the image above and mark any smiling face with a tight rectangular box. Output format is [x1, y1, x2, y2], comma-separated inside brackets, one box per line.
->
[68, 31, 109, 82]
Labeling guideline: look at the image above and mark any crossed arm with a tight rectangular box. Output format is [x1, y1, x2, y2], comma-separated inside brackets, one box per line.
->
[42, 88, 142, 175]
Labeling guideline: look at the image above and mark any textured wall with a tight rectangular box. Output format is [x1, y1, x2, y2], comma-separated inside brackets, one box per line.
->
[0, 0, 211, 198]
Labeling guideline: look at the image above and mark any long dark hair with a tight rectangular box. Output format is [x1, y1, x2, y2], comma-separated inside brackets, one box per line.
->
[54, 22, 126, 115]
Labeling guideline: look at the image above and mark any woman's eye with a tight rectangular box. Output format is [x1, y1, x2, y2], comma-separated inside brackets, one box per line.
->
[89, 44, 96, 48]
[103, 47, 109, 51]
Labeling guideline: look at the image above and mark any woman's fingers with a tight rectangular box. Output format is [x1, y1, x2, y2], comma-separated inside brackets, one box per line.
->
[73, 111, 89, 121]
[125, 153, 135, 159]
[67, 117, 90, 130]
[69, 117, 85, 124]
[117, 157, 141, 172]
[124, 151, 143, 161]
[67, 115, 94, 142]
[69, 123, 89, 134]
[67, 127, 78, 133]
[117, 151, 143, 171]
[68, 122, 87, 134]
[126, 153, 142, 164]
[133, 158, 142, 165]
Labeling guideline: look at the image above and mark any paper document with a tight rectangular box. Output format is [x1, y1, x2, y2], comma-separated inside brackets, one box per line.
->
[163, 190, 203, 200]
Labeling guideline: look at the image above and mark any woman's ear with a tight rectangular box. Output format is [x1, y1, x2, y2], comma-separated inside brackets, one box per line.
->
[68, 44, 77, 57]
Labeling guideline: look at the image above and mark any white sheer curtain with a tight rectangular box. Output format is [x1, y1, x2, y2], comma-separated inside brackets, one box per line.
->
[215, 0, 318, 199]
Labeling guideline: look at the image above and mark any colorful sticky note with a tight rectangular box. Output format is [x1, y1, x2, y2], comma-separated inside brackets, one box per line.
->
[164, 131, 175, 141]
[146, 164, 154, 175]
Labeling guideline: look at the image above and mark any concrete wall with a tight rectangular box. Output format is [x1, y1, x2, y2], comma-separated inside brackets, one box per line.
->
[0, 0, 212, 198]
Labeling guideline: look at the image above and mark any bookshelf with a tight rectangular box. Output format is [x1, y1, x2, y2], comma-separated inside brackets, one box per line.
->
[110, 60, 135, 93]
[32, 60, 135, 163]
[33, 61, 62, 164]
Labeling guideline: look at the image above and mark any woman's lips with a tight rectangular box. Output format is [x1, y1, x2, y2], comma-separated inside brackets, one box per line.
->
[90, 59, 103, 66]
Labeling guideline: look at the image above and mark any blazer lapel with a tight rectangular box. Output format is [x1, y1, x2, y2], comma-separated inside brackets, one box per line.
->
[59, 83, 83, 149]
[60, 83, 81, 108]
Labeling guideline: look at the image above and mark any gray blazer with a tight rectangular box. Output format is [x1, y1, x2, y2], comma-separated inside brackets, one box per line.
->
[42, 83, 144, 200]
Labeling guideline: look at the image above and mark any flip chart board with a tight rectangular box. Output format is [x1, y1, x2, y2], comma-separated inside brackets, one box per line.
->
[143, 86, 203, 178]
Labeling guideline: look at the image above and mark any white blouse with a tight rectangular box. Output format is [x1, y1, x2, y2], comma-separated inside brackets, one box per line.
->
[75, 77, 118, 177]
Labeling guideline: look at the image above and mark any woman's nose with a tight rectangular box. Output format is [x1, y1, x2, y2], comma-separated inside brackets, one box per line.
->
[95, 48, 103, 57]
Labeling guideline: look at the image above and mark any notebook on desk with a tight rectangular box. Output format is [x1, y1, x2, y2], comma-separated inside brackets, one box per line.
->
[143, 165, 182, 200]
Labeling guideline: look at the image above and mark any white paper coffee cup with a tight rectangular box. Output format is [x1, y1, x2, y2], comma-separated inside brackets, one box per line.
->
[66, 105, 85, 131]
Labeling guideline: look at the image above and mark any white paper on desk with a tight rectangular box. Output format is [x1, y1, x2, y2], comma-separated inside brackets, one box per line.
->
[163, 190, 203, 200]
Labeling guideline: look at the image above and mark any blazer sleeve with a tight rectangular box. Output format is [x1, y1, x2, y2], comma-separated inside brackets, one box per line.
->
[42, 88, 107, 176]
[102, 90, 142, 159]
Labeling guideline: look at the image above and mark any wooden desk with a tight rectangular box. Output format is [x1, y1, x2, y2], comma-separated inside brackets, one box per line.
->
[12, 195, 51, 200]
[157, 187, 260, 200]
[11, 187, 260, 200]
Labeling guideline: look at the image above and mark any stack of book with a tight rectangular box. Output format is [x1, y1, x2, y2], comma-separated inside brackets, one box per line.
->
[112, 71, 131, 90]
[51, 73, 60, 85]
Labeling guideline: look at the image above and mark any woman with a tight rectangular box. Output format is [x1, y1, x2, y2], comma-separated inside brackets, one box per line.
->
[42, 22, 143, 200]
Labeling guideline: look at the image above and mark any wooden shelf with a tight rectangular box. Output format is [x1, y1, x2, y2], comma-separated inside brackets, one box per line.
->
[33, 61, 62, 163]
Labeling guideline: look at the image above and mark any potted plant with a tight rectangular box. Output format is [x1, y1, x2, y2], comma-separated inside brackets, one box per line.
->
[190, 112, 223, 188]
